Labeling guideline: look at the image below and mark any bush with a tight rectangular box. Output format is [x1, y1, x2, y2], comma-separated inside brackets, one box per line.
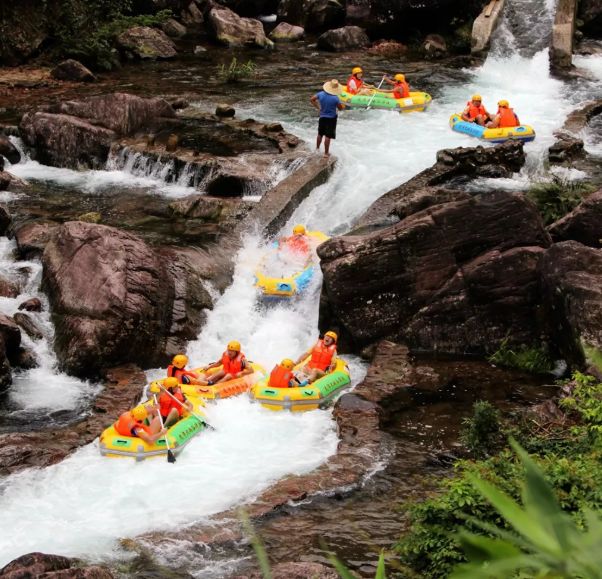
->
[460, 401, 503, 459]
[527, 177, 596, 225]
[217, 57, 257, 83]
[488, 339, 555, 374]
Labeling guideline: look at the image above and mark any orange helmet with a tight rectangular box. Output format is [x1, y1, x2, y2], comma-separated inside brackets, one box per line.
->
[281, 358, 295, 370]
[227, 340, 241, 352]
[352, 66, 363, 75]
[293, 224, 306, 235]
[132, 406, 148, 421]
[498, 99, 509, 107]
[394, 73, 405, 82]
[324, 331, 338, 342]
[172, 354, 188, 369]
[164, 377, 179, 389]
[472, 94, 482, 102]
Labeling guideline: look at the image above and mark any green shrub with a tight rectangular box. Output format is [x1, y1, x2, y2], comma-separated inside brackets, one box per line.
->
[460, 401, 503, 459]
[527, 177, 596, 225]
[488, 339, 555, 374]
[218, 57, 257, 83]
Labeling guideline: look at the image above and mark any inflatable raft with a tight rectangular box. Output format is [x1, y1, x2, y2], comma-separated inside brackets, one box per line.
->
[449, 113, 536, 143]
[99, 397, 208, 461]
[250, 358, 351, 411]
[148, 361, 267, 401]
[339, 90, 432, 113]
[255, 230, 329, 300]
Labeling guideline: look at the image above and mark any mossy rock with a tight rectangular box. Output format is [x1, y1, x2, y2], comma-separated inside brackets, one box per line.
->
[77, 212, 102, 223]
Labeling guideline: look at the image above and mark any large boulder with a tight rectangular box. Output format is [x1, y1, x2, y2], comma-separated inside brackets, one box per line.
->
[0, 313, 22, 393]
[0, 552, 113, 578]
[0, 4, 47, 65]
[278, 0, 345, 32]
[269, 22, 305, 42]
[50, 59, 97, 82]
[116, 26, 177, 59]
[0, 135, 21, 165]
[14, 220, 60, 259]
[540, 241, 602, 372]
[42, 221, 212, 377]
[207, 7, 274, 48]
[319, 190, 551, 354]
[548, 189, 602, 248]
[317, 26, 370, 51]
[0, 204, 11, 235]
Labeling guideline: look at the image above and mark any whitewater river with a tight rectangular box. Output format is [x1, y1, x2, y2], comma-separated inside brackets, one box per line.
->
[1, 0, 602, 573]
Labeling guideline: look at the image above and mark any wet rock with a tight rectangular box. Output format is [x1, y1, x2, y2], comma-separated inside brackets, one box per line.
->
[18, 297, 43, 312]
[0, 204, 11, 235]
[317, 26, 370, 52]
[0, 171, 13, 190]
[0, 275, 19, 298]
[548, 188, 602, 248]
[265, 122, 283, 132]
[116, 26, 177, 59]
[216, 103, 236, 117]
[0, 135, 21, 165]
[168, 97, 190, 110]
[14, 346, 38, 370]
[269, 22, 305, 42]
[548, 132, 585, 163]
[0, 313, 22, 361]
[14, 220, 60, 259]
[234, 562, 338, 579]
[540, 241, 602, 370]
[77, 211, 102, 224]
[561, 100, 602, 133]
[367, 39, 407, 57]
[207, 7, 274, 48]
[13, 312, 44, 340]
[0, 552, 114, 578]
[182, 1, 204, 26]
[551, 0, 578, 70]
[42, 221, 212, 377]
[0, 364, 144, 474]
[278, 0, 345, 32]
[578, 0, 602, 37]
[51, 59, 97, 83]
[423, 33, 447, 58]
[471, 0, 505, 55]
[319, 191, 551, 354]
[161, 18, 188, 38]
[359, 141, 526, 228]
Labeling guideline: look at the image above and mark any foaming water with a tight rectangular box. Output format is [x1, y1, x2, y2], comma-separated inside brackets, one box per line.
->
[0, 238, 99, 425]
[0, 395, 338, 566]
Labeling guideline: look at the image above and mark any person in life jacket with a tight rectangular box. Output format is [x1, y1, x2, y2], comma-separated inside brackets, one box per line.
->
[461, 94, 490, 126]
[268, 358, 302, 388]
[159, 377, 193, 427]
[293, 330, 338, 384]
[166, 354, 203, 385]
[487, 100, 520, 129]
[346, 67, 373, 95]
[280, 224, 311, 255]
[198, 341, 254, 385]
[114, 404, 166, 444]
[383, 73, 410, 99]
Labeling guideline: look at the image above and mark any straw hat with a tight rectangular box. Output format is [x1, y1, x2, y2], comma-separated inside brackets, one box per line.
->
[323, 79, 342, 95]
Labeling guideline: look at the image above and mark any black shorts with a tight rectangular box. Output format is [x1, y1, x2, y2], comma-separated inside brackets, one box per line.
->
[318, 116, 337, 139]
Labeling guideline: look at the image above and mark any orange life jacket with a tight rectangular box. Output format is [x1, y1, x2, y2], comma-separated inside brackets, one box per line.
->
[114, 411, 152, 438]
[346, 75, 363, 95]
[497, 107, 519, 128]
[159, 389, 186, 418]
[308, 339, 336, 371]
[221, 351, 246, 375]
[393, 81, 410, 99]
[284, 235, 310, 254]
[466, 101, 487, 120]
[268, 364, 295, 388]
[166, 365, 198, 381]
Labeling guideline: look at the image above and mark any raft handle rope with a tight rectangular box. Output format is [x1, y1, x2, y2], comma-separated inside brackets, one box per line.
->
[366, 75, 387, 110]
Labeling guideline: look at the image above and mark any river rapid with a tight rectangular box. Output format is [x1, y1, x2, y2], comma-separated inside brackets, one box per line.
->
[1, 0, 602, 575]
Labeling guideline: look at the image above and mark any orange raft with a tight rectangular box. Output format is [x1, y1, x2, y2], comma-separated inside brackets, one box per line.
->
[149, 362, 267, 402]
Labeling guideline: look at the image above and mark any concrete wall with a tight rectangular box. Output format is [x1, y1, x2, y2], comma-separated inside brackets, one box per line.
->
[471, 0, 505, 56]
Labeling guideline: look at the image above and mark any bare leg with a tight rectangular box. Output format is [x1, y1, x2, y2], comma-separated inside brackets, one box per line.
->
[316, 134, 323, 150]
[308, 368, 326, 383]
[163, 408, 180, 428]
[324, 137, 331, 157]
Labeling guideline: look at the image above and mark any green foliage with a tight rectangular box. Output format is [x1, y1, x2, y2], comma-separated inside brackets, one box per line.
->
[460, 401, 503, 459]
[395, 373, 602, 578]
[527, 177, 596, 225]
[451, 441, 602, 579]
[218, 57, 257, 83]
[488, 339, 555, 374]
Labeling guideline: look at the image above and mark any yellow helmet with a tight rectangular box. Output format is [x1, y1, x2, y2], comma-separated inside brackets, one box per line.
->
[172, 354, 188, 369]
[394, 73, 405, 82]
[292, 224, 306, 235]
[472, 94, 482, 101]
[281, 358, 295, 370]
[352, 66, 363, 75]
[164, 377, 179, 389]
[227, 340, 241, 352]
[498, 99, 509, 107]
[132, 406, 148, 421]
[324, 330, 338, 342]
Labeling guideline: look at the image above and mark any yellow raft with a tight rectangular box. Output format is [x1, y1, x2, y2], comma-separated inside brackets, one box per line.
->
[250, 358, 351, 412]
[339, 89, 432, 113]
[99, 397, 208, 461]
[255, 231, 329, 299]
[148, 361, 266, 401]
[449, 113, 536, 143]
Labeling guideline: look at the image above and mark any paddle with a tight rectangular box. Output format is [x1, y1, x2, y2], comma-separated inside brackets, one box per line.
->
[153, 394, 176, 464]
[152, 384, 216, 431]
[366, 75, 387, 110]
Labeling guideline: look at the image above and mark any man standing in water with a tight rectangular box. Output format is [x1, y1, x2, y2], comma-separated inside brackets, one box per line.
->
[310, 79, 345, 157]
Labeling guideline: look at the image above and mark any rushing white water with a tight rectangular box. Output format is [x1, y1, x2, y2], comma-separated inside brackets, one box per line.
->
[1, 0, 602, 570]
